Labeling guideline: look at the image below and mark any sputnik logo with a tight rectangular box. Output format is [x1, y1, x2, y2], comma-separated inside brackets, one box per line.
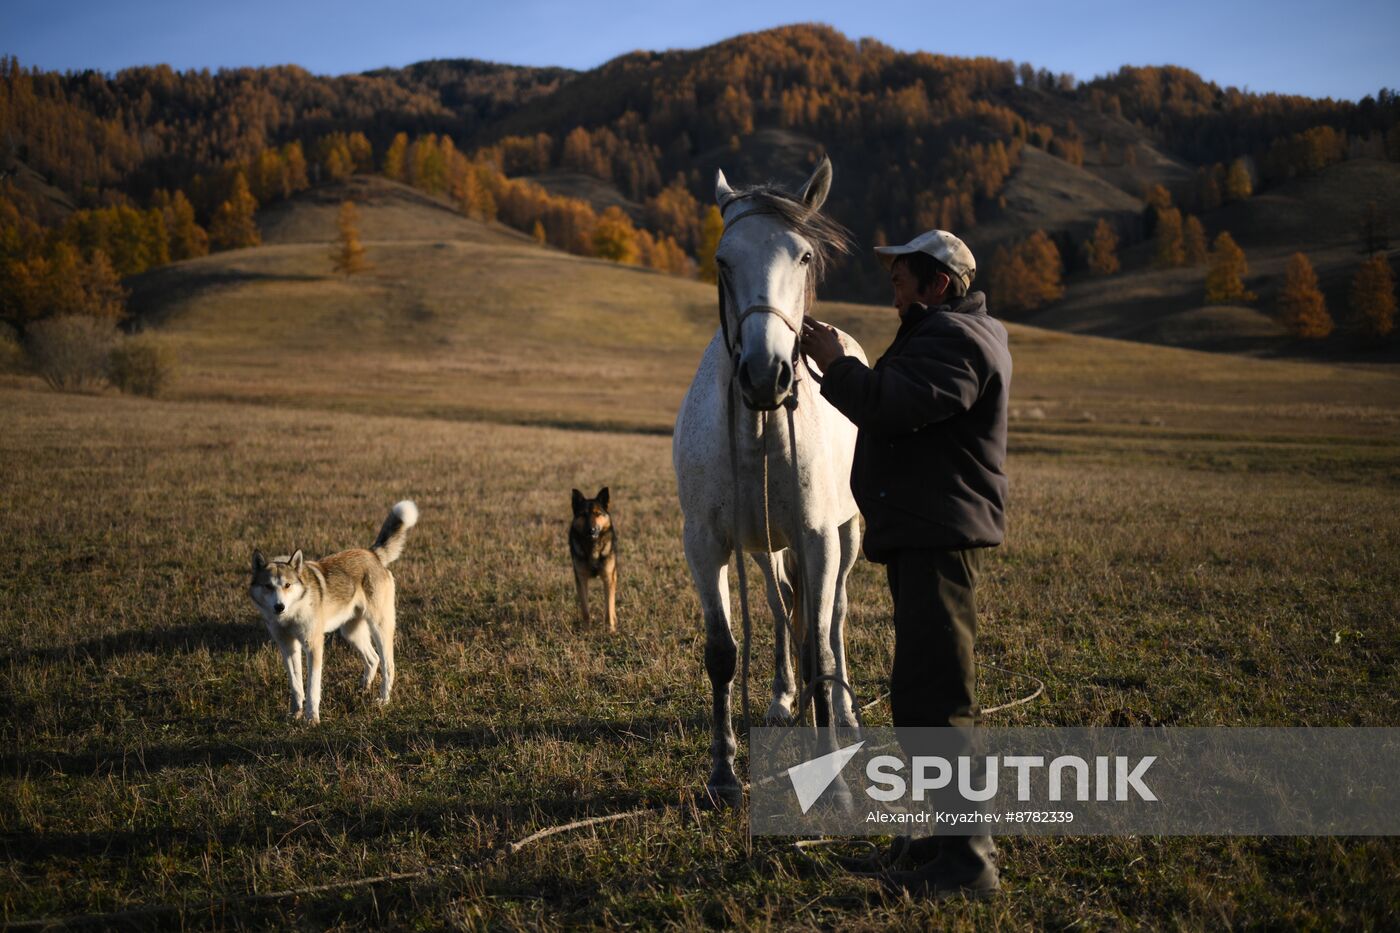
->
[786, 741, 865, 813]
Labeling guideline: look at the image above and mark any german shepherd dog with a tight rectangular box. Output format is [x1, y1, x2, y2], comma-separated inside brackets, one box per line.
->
[249, 501, 417, 722]
[570, 487, 618, 632]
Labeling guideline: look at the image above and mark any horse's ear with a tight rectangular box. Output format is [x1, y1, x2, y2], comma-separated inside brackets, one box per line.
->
[715, 168, 736, 208]
[572, 489, 585, 513]
[799, 156, 833, 213]
[596, 487, 609, 510]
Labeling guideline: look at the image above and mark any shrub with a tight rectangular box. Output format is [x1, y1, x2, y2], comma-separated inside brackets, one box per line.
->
[109, 335, 178, 397]
[25, 316, 118, 392]
[0, 322, 23, 373]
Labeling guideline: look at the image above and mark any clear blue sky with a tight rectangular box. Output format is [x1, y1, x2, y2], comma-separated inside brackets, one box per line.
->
[4, 0, 1396, 102]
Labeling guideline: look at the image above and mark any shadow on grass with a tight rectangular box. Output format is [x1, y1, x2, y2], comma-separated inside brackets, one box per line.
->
[0, 620, 265, 667]
[1, 711, 711, 778]
[0, 787, 666, 865]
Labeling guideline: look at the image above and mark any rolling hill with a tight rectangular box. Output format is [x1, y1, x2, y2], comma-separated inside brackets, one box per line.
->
[106, 178, 1400, 439]
[6, 25, 1399, 361]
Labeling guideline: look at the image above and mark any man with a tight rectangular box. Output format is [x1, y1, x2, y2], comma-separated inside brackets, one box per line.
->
[799, 229, 1011, 900]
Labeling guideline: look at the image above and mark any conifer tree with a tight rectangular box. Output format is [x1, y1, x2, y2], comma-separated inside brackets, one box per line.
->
[1084, 218, 1119, 275]
[347, 132, 374, 173]
[697, 205, 725, 283]
[1023, 230, 1064, 304]
[1204, 232, 1255, 304]
[1350, 254, 1396, 339]
[331, 201, 369, 276]
[1225, 158, 1253, 201]
[209, 173, 260, 250]
[1278, 252, 1332, 338]
[160, 190, 209, 260]
[1154, 207, 1186, 267]
[1183, 215, 1208, 265]
[383, 133, 409, 182]
[282, 141, 310, 193]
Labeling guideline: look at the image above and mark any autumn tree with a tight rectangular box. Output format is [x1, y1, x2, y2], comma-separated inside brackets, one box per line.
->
[282, 141, 310, 193]
[332, 201, 369, 276]
[1225, 158, 1253, 201]
[209, 173, 260, 250]
[6, 244, 127, 324]
[1183, 215, 1208, 265]
[532, 220, 547, 245]
[1350, 254, 1396, 339]
[383, 133, 409, 182]
[1084, 218, 1119, 275]
[697, 205, 725, 283]
[990, 230, 1063, 312]
[347, 132, 374, 173]
[155, 189, 209, 260]
[1278, 252, 1332, 338]
[592, 206, 640, 264]
[1204, 232, 1255, 304]
[1154, 207, 1186, 267]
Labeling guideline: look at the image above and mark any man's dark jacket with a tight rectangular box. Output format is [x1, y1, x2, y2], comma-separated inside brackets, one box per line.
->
[819, 290, 1011, 562]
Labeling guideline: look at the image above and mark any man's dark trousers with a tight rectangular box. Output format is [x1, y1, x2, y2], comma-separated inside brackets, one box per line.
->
[886, 546, 997, 876]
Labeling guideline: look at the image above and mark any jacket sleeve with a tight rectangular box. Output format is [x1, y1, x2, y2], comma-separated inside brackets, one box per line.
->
[820, 331, 985, 435]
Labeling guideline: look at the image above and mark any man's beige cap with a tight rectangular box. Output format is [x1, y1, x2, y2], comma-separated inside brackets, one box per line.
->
[874, 229, 976, 292]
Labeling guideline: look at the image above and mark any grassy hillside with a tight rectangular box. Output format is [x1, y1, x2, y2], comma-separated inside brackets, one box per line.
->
[1023, 158, 1400, 359]
[105, 180, 1400, 439]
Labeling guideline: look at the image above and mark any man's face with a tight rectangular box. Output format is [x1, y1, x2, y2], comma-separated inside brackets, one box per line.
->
[889, 259, 946, 315]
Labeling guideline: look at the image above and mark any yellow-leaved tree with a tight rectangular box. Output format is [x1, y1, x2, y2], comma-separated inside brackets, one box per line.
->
[697, 206, 725, 283]
[332, 201, 369, 276]
[1204, 232, 1255, 304]
[1278, 252, 1332, 338]
[209, 173, 260, 250]
[1084, 219, 1119, 276]
[591, 207, 640, 265]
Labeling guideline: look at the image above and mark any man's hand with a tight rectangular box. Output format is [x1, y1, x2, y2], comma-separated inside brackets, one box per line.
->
[800, 318, 846, 370]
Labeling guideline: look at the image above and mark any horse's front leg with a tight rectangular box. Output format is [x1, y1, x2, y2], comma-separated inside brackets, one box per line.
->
[685, 521, 741, 807]
[798, 527, 843, 735]
[830, 514, 861, 730]
[754, 550, 798, 724]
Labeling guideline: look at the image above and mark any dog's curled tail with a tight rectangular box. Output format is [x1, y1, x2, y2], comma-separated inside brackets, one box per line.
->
[371, 500, 418, 565]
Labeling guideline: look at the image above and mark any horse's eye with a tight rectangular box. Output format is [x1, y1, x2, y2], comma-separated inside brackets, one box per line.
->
[800, 252, 813, 265]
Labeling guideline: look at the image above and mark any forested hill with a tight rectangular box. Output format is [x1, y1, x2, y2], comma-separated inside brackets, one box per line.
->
[3, 23, 1398, 321]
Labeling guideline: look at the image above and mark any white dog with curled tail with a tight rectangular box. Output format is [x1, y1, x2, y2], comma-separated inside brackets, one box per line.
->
[249, 500, 417, 723]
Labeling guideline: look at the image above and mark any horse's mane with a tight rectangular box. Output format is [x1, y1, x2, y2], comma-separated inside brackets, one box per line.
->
[723, 184, 853, 284]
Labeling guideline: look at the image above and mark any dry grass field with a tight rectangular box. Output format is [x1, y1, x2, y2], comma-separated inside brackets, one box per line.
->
[3, 190, 1400, 928]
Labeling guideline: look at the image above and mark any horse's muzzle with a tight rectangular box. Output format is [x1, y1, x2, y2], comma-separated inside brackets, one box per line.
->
[737, 355, 794, 411]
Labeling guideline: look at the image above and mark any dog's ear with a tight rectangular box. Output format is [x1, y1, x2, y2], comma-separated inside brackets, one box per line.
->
[596, 487, 609, 510]
[290, 549, 304, 572]
[252, 550, 266, 574]
[571, 489, 585, 514]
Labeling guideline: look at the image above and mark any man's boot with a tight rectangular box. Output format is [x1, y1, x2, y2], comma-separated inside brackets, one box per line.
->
[878, 834, 1000, 900]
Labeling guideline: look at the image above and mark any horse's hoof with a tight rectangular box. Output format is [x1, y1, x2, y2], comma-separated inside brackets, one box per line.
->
[765, 701, 795, 725]
[701, 782, 745, 810]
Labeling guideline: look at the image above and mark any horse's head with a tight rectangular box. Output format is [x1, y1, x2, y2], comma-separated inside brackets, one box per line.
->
[714, 157, 850, 411]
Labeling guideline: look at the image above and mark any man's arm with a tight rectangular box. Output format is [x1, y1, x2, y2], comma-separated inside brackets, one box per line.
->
[819, 336, 983, 435]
